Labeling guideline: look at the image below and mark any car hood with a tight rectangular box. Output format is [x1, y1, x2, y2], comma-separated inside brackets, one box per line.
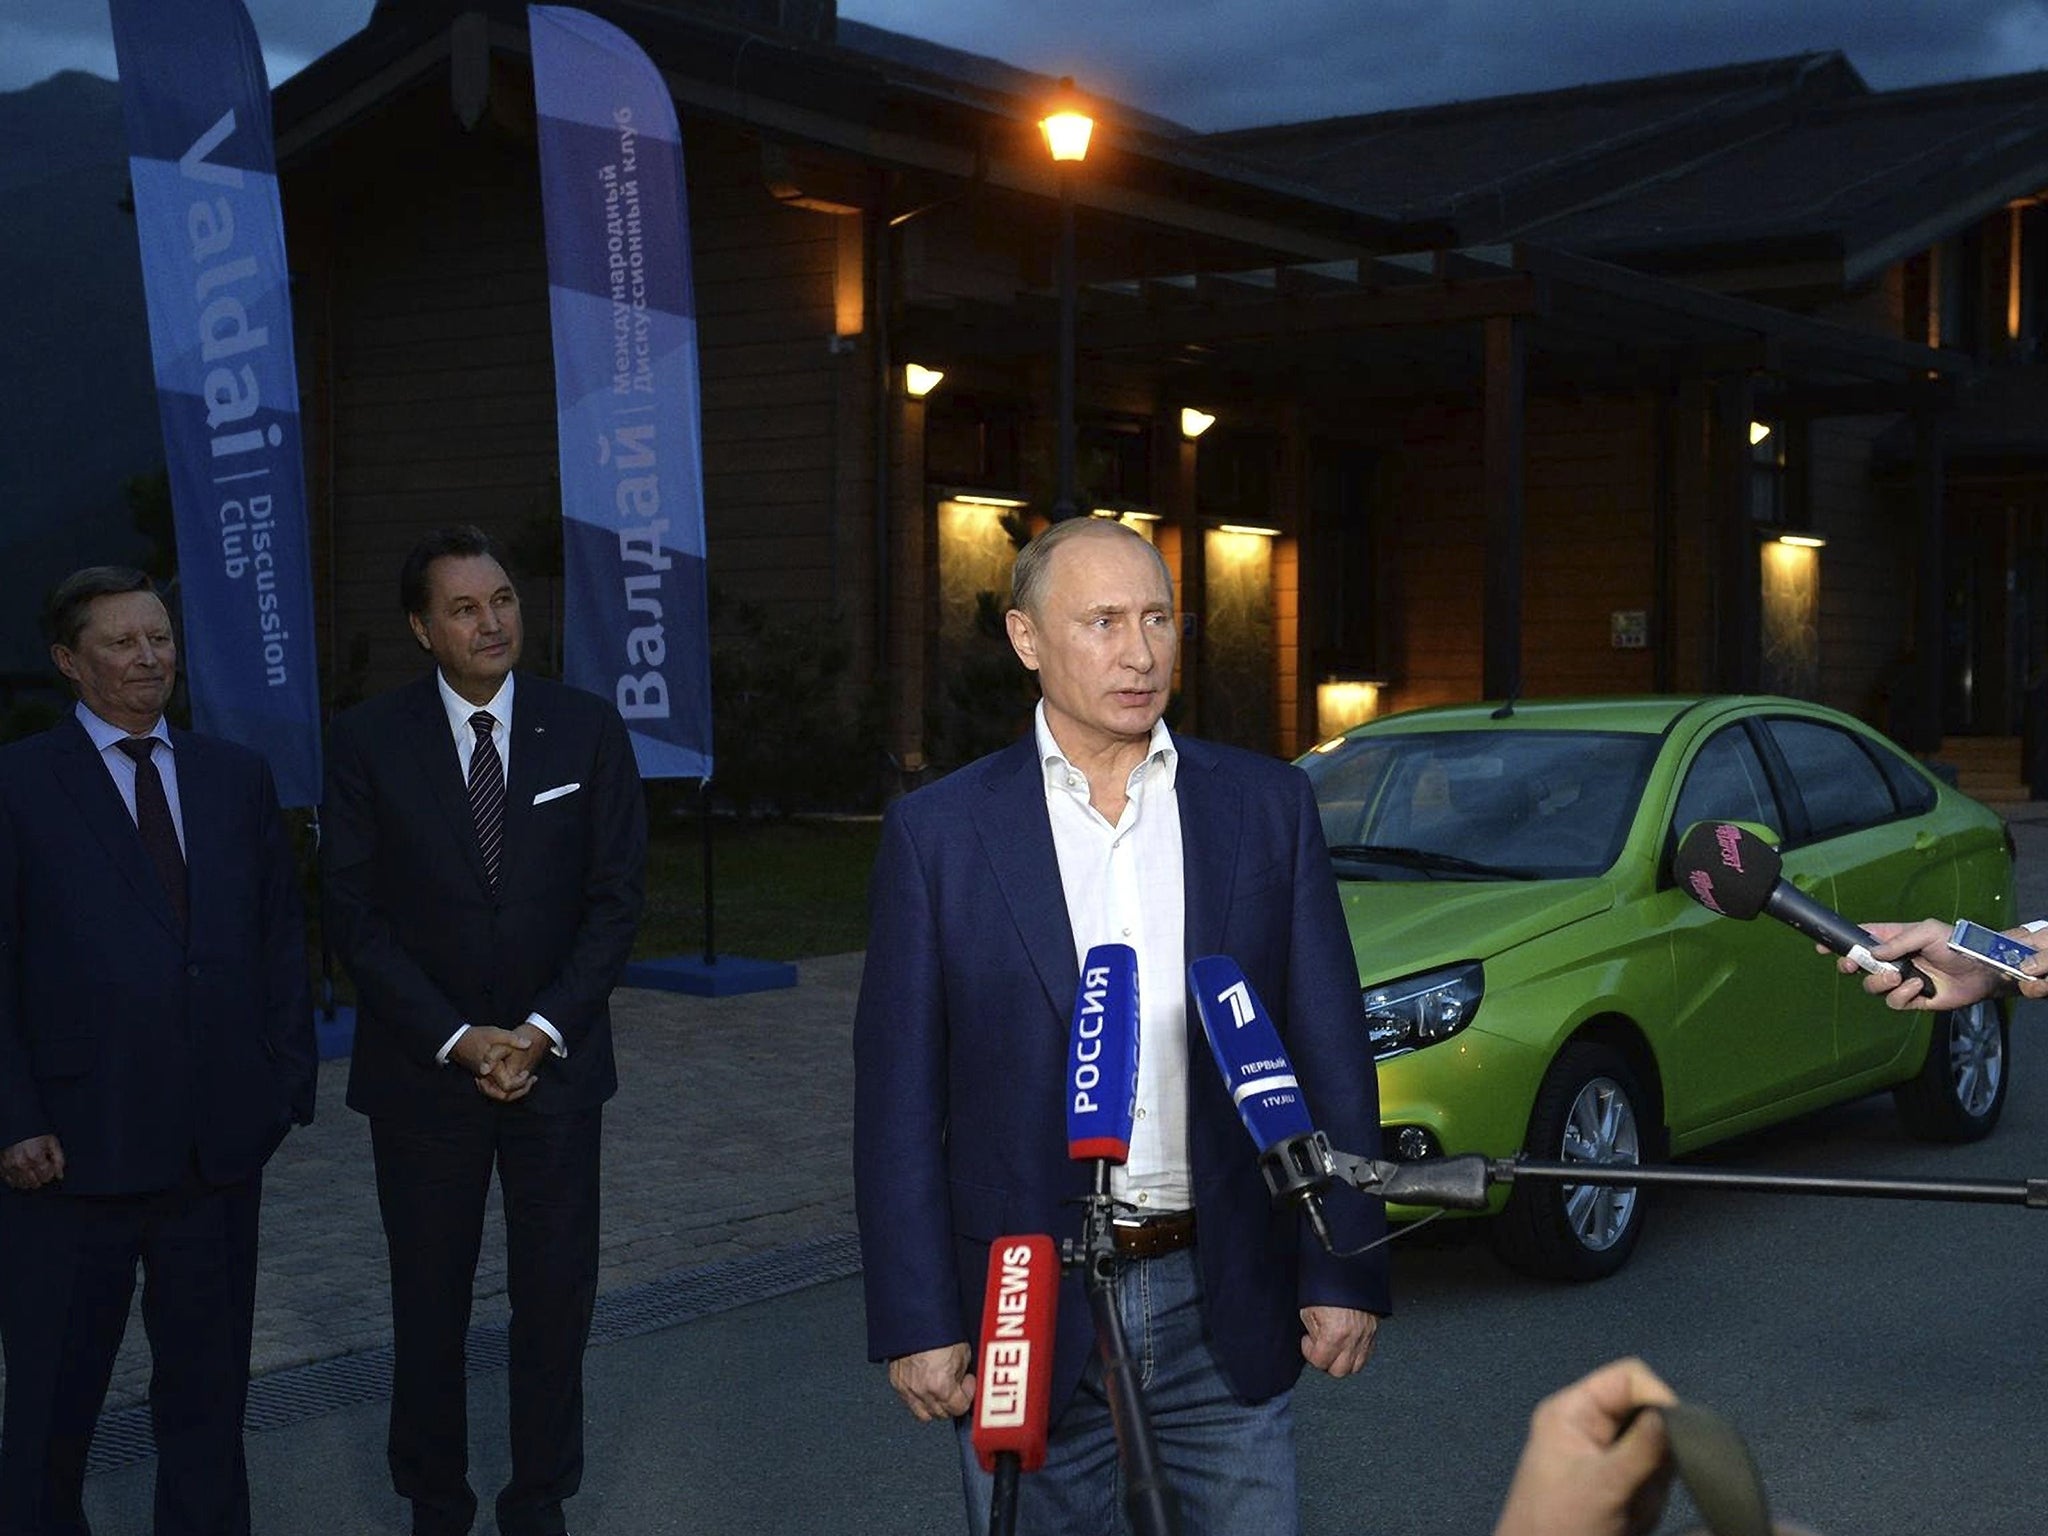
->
[1337, 876, 1618, 982]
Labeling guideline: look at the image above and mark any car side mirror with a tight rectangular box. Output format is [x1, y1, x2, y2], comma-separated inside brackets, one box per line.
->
[1661, 818, 1782, 891]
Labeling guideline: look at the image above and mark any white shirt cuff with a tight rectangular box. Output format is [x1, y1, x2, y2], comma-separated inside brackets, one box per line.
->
[526, 1012, 567, 1059]
[437, 1023, 470, 1066]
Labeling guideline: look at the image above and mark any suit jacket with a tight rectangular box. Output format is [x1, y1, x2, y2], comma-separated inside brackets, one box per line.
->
[0, 717, 314, 1196]
[323, 672, 646, 1123]
[853, 733, 1389, 1413]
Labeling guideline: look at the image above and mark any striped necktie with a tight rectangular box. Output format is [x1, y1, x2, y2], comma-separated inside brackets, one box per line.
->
[467, 711, 504, 891]
[116, 735, 188, 932]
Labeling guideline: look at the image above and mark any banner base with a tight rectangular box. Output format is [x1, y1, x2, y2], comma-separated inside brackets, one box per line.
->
[315, 1005, 356, 1061]
[623, 954, 799, 997]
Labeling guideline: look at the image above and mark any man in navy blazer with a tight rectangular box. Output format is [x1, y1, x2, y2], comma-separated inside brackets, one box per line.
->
[323, 526, 645, 1536]
[854, 518, 1389, 1534]
[0, 566, 315, 1535]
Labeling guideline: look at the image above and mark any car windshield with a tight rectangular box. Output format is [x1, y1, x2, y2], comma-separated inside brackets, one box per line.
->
[1303, 729, 1659, 880]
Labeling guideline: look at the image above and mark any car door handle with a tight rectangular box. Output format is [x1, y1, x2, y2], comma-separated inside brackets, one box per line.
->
[1790, 873, 1821, 893]
[1912, 830, 1938, 852]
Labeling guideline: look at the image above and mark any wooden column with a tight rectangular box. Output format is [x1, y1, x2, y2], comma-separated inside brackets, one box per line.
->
[1652, 387, 1678, 694]
[1166, 428, 1204, 734]
[1482, 316, 1525, 702]
[1909, 410, 1947, 753]
[1710, 375, 1760, 692]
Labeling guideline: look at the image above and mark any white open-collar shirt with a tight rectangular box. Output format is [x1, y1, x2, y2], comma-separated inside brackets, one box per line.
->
[1035, 702, 1191, 1213]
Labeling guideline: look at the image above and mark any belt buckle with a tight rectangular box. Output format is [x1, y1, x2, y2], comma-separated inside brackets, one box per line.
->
[1109, 1211, 1192, 1260]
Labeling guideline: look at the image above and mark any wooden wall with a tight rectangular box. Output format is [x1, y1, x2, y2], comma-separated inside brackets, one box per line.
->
[290, 82, 557, 695]
[286, 76, 873, 703]
[1383, 393, 1673, 714]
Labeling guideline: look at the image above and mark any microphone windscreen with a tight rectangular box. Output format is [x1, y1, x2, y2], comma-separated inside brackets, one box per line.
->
[1672, 820, 1781, 921]
[1189, 954, 1316, 1153]
[971, 1234, 1060, 1472]
[1067, 944, 1140, 1162]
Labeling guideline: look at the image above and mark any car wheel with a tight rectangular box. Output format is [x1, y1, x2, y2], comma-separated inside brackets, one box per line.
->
[1490, 1041, 1648, 1281]
[1893, 999, 2009, 1142]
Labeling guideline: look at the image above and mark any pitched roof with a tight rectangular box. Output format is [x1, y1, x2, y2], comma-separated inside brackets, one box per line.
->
[1521, 70, 2048, 281]
[832, 18, 1191, 139]
[1206, 50, 2048, 289]
[278, 0, 1438, 259]
[1201, 53, 1864, 229]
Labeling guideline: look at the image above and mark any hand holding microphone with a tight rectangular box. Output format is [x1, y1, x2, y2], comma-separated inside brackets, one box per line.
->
[1670, 821, 1932, 995]
[1840, 917, 2048, 1012]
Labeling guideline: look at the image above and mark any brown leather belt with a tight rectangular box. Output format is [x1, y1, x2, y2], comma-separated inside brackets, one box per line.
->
[1111, 1212, 1196, 1259]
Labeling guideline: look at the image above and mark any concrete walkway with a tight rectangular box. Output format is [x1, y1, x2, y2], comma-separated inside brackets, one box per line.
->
[0, 952, 867, 1415]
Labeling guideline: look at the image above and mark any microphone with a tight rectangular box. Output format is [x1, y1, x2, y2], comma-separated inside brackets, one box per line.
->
[1068, 944, 1140, 1164]
[1187, 954, 1336, 1251]
[1671, 821, 1930, 992]
[971, 1234, 1061, 1536]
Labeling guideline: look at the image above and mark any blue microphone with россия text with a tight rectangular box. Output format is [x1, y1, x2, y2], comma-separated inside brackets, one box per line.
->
[1065, 943, 1181, 1536]
[1068, 943, 1140, 1164]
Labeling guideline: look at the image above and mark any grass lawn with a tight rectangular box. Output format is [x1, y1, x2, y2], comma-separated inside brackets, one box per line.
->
[637, 814, 881, 961]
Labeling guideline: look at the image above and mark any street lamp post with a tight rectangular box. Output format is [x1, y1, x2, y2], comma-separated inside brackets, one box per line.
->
[1041, 82, 1093, 522]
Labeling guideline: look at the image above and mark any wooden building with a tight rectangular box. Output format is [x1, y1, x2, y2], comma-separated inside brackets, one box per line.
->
[273, 3, 2048, 799]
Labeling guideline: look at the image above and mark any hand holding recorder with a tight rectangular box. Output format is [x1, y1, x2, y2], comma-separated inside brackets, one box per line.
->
[1836, 917, 2048, 1012]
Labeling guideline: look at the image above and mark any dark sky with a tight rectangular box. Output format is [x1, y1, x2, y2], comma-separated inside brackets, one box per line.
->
[7, 0, 2048, 128]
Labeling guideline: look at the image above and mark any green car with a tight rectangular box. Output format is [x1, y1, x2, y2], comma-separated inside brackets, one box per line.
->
[1298, 695, 2016, 1281]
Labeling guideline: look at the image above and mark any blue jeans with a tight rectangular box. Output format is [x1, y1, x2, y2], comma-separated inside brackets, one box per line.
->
[955, 1247, 1298, 1536]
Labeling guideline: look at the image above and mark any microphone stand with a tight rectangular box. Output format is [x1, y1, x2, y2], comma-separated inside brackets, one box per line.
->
[1257, 1133, 2048, 1218]
[988, 1453, 1021, 1536]
[1063, 1165, 1180, 1536]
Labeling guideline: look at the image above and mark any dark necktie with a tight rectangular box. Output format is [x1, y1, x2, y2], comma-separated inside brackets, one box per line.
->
[467, 711, 504, 891]
[116, 736, 188, 932]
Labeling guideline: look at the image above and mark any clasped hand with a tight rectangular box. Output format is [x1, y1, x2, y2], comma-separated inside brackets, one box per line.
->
[0, 1133, 65, 1191]
[451, 1025, 549, 1102]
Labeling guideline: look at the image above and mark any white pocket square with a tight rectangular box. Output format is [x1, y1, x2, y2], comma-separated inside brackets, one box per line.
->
[532, 782, 581, 806]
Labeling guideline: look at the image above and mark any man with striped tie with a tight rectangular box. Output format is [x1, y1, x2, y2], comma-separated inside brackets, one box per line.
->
[323, 526, 645, 1536]
[0, 566, 314, 1534]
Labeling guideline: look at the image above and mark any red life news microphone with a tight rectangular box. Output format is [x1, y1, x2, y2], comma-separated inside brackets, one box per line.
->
[1671, 820, 1930, 993]
[971, 1234, 1060, 1536]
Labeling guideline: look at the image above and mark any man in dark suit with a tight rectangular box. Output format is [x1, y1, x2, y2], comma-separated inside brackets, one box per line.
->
[854, 517, 1389, 1534]
[322, 525, 645, 1536]
[0, 566, 315, 1536]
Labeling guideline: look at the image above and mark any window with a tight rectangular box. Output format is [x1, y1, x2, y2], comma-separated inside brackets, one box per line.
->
[1078, 418, 1151, 506]
[1871, 740, 1938, 816]
[1749, 419, 1786, 525]
[1764, 719, 1896, 838]
[1672, 727, 1778, 838]
[1196, 431, 1279, 522]
[1306, 445, 1384, 676]
[926, 398, 1021, 489]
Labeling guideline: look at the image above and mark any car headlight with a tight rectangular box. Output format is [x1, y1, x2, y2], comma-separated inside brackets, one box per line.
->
[1363, 963, 1484, 1059]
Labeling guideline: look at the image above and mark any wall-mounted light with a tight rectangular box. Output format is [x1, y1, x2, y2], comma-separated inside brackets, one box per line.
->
[904, 363, 945, 398]
[947, 491, 1029, 509]
[1749, 421, 1773, 446]
[1776, 532, 1826, 548]
[1040, 79, 1094, 164]
[1180, 407, 1217, 440]
[1316, 675, 1387, 738]
[1216, 522, 1281, 538]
